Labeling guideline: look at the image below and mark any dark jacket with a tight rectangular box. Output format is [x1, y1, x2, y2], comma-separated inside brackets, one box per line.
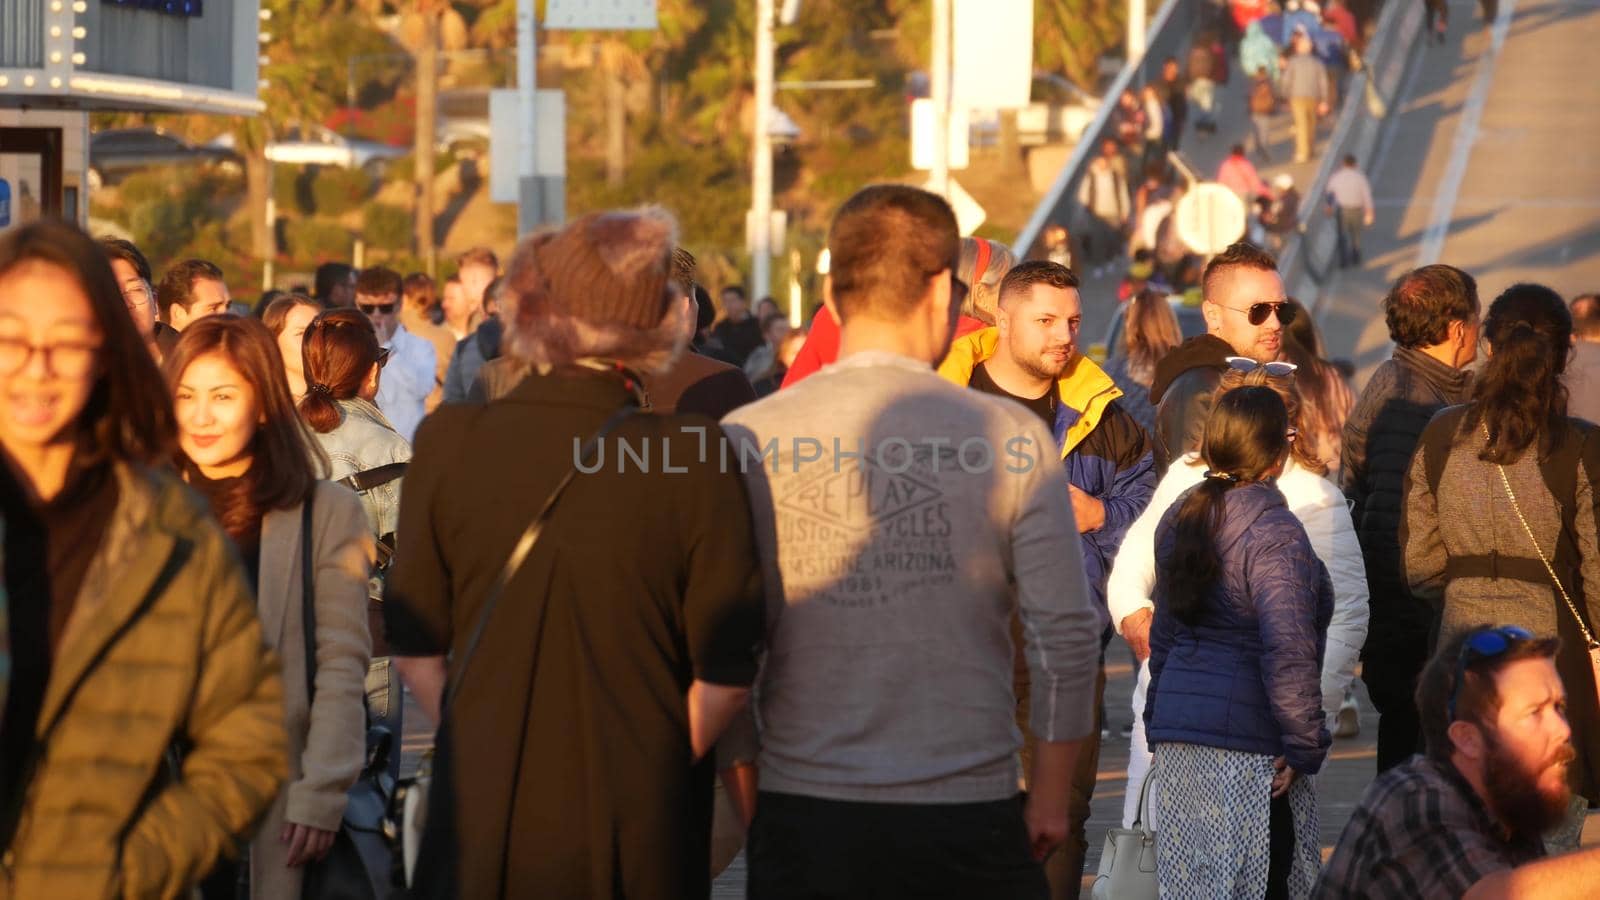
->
[442, 316, 504, 404]
[1340, 347, 1472, 658]
[1146, 482, 1334, 774]
[385, 373, 766, 900]
[1150, 334, 1233, 472]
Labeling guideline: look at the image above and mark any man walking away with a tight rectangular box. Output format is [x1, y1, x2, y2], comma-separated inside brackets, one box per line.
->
[1248, 67, 1279, 162]
[724, 184, 1105, 899]
[1565, 294, 1600, 425]
[1316, 627, 1600, 898]
[1077, 141, 1131, 277]
[1281, 31, 1332, 162]
[1341, 264, 1478, 773]
[938, 260, 1156, 898]
[1326, 155, 1376, 268]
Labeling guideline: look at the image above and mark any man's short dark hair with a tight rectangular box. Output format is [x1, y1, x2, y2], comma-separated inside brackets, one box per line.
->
[999, 260, 1081, 307]
[721, 284, 747, 301]
[1416, 626, 1559, 763]
[1383, 264, 1480, 349]
[98, 236, 151, 284]
[403, 272, 437, 311]
[1344, 154, 1358, 167]
[156, 258, 224, 320]
[827, 184, 960, 323]
[314, 262, 354, 303]
[1201, 241, 1279, 305]
[355, 266, 403, 300]
[1571, 294, 1600, 340]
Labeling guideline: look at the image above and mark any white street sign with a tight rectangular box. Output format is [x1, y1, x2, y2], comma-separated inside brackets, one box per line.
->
[911, 98, 969, 171]
[926, 176, 986, 236]
[544, 0, 657, 30]
[491, 88, 566, 204]
[953, 0, 1033, 110]
[1174, 182, 1248, 256]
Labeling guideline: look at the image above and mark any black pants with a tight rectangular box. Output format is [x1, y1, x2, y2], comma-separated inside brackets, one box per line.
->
[1364, 648, 1427, 773]
[747, 792, 1047, 900]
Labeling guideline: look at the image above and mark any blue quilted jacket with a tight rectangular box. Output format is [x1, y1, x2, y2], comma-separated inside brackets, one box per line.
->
[1145, 481, 1334, 774]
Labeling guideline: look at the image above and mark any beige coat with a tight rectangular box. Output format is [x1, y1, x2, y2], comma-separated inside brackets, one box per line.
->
[247, 481, 373, 900]
[0, 465, 287, 900]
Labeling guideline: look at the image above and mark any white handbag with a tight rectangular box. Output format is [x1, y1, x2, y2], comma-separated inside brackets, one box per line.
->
[1091, 768, 1159, 900]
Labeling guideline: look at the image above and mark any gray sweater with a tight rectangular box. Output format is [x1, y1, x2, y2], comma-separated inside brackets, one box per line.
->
[722, 351, 1104, 804]
[1281, 53, 1330, 102]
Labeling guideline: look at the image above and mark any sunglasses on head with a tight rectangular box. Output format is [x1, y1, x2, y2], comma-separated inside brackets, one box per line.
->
[1225, 356, 1299, 377]
[358, 302, 396, 315]
[1223, 300, 1298, 326]
[1448, 625, 1536, 722]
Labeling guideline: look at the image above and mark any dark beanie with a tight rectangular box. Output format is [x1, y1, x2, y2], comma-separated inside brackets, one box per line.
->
[527, 208, 677, 330]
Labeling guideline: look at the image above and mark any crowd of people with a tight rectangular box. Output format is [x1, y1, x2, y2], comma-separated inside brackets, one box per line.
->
[1, 166, 1599, 900]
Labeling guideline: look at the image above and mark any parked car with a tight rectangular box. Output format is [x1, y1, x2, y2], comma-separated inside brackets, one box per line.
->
[1089, 294, 1208, 364]
[88, 127, 240, 190]
[211, 125, 407, 175]
[437, 88, 490, 153]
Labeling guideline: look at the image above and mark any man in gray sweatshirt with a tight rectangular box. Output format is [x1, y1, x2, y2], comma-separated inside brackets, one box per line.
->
[722, 184, 1105, 898]
[1281, 31, 1332, 162]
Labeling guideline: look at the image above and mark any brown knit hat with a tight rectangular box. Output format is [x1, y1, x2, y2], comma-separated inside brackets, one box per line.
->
[514, 207, 679, 330]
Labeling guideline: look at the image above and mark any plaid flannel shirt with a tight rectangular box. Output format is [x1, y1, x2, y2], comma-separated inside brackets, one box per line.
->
[1315, 756, 1545, 898]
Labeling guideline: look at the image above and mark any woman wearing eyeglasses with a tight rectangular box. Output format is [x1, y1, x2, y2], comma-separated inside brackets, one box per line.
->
[166, 315, 373, 900]
[299, 309, 412, 780]
[1406, 283, 1600, 844]
[1145, 384, 1334, 899]
[1110, 359, 1368, 838]
[0, 222, 287, 897]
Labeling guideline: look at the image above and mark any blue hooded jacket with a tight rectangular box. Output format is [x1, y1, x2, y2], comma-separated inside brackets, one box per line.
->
[1145, 481, 1334, 774]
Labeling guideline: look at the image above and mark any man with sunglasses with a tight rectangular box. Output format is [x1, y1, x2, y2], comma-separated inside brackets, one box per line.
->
[356, 266, 436, 443]
[1149, 240, 1293, 471]
[1316, 625, 1600, 898]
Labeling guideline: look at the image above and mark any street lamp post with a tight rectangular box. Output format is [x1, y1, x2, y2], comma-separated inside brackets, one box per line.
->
[517, 0, 540, 237]
[750, 0, 776, 302]
[930, 0, 952, 199]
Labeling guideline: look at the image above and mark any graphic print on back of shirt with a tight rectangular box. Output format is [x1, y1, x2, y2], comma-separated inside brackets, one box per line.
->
[774, 441, 958, 609]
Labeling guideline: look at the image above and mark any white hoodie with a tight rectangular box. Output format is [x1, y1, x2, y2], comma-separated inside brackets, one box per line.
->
[1107, 452, 1370, 719]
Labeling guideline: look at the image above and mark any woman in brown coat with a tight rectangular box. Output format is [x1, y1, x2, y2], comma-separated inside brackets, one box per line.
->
[0, 222, 287, 898]
[167, 316, 373, 899]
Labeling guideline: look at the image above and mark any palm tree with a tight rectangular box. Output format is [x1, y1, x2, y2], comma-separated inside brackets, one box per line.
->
[397, 2, 469, 274]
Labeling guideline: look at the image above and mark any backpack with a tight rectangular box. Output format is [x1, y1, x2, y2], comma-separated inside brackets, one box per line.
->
[1250, 77, 1278, 115]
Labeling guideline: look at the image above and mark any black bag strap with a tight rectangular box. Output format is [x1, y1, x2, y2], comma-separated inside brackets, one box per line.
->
[338, 462, 408, 495]
[442, 405, 636, 714]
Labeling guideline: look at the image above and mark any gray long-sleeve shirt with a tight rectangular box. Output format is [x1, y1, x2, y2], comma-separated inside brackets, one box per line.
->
[1281, 53, 1331, 102]
[721, 351, 1104, 804]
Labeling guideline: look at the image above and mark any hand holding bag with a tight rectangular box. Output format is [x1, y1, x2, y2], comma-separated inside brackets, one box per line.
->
[1091, 766, 1158, 900]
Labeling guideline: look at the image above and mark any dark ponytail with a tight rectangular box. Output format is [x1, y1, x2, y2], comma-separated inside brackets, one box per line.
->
[1465, 283, 1571, 465]
[1164, 386, 1290, 626]
[298, 309, 382, 434]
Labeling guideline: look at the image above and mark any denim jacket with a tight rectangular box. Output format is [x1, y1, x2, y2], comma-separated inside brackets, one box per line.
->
[313, 398, 412, 541]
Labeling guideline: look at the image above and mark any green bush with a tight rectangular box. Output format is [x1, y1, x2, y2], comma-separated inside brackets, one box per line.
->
[285, 217, 355, 263]
[363, 203, 412, 252]
[273, 164, 315, 216]
[311, 166, 372, 217]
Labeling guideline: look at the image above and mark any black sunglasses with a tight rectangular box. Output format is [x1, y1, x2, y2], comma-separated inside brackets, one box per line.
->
[358, 302, 396, 315]
[1222, 301, 1298, 327]
[1448, 625, 1536, 722]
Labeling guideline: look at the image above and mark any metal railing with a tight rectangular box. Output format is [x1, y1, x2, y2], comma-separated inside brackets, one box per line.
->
[1011, 0, 1202, 259]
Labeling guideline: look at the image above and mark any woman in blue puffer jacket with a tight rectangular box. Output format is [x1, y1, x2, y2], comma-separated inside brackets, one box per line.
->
[1147, 385, 1333, 899]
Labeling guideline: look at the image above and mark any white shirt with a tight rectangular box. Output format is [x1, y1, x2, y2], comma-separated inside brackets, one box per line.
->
[375, 323, 437, 444]
[1326, 166, 1374, 214]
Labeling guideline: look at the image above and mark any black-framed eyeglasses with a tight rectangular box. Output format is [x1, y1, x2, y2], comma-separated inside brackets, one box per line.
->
[121, 282, 152, 311]
[358, 302, 396, 316]
[0, 335, 102, 378]
[1226, 356, 1300, 377]
[1448, 625, 1536, 722]
[1222, 301, 1298, 327]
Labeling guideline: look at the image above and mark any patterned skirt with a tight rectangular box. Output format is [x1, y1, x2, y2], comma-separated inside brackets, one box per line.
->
[1151, 742, 1321, 899]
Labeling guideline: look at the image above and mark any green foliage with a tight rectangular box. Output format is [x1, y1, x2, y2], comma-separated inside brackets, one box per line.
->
[274, 165, 315, 216]
[312, 166, 374, 217]
[363, 203, 413, 252]
[118, 167, 236, 264]
[285, 218, 356, 263]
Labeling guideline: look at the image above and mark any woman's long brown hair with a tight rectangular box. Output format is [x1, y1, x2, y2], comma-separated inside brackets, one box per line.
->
[164, 315, 323, 541]
[298, 309, 381, 434]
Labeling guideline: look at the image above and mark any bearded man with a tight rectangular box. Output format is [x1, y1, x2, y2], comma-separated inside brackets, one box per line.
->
[1316, 626, 1600, 898]
[938, 259, 1156, 899]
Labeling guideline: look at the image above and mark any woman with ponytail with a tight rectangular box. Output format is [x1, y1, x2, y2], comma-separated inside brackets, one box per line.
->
[1405, 283, 1600, 836]
[299, 308, 412, 777]
[1145, 385, 1334, 898]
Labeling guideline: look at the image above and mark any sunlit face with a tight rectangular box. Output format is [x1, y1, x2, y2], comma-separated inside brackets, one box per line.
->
[175, 352, 260, 479]
[168, 277, 231, 331]
[1204, 266, 1287, 363]
[109, 257, 156, 339]
[999, 282, 1082, 381]
[458, 263, 495, 314]
[441, 280, 469, 324]
[0, 261, 103, 453]
[276, 303, 320, 380]
[1477, 658, 1575, 836]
